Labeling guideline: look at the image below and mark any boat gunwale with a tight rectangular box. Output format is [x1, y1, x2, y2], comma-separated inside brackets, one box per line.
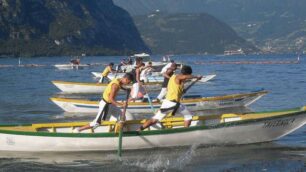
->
[0, 108, 304, 138]
[52, 80, 161, 86]
[50, 90, 269, 106]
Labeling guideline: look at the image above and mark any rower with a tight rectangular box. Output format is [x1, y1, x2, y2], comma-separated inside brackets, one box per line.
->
[99, 62, 116, 83]
[76, 73, 134, 133]
[138, 65, 202, 131]
[140, 62, 154, 82]
[156, 62, 177, 102]
[129, 80, 147, 102]
[131, 62, 145, 84]
[160, 60, 175, 74]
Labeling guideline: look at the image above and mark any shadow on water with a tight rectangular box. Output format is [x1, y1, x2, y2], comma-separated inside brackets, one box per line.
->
[0, 143, 305, 171]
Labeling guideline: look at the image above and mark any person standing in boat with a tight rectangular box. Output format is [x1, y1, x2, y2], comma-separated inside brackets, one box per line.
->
[99, 63, 116, 83]
[76, 73, 134, 133]
[130, 63, 146, 102]
[155, 62, 177, 102]
[129, 80, 147, 102]
[131, 62, 145, 84]
[138, 66, 202, 131]
[160, 60, 175, 74]
[140, 62, 154, 82]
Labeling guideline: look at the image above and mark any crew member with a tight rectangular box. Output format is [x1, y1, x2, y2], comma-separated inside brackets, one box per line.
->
[156, 62, 177, 102]
[99, 63, 116, 83]
[76, 73, 134, 132]
[138, 66, 202, 131]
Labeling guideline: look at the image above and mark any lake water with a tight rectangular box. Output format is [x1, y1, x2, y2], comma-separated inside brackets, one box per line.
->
[0, 54, 305, 171]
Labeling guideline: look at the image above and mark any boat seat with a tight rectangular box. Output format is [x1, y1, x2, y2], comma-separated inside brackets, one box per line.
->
[220, 114, 241, 123]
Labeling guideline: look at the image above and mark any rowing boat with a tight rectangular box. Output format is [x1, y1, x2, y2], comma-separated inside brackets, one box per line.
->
[52, 77, 213, 94]
[50, 90, 268, 113]
[92, 72, 215, 83]
[51, 80, 162, 93]
[0, 106, 305, 151]
[107, 74, 216, 83]
[91, 71, 161, 78]
[54, 64, 90, 70]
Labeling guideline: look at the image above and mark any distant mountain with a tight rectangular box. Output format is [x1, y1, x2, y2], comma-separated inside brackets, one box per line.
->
[133, 13, 257, 54]
[114, 0, 306, 53]
[0, 0, 149, 57]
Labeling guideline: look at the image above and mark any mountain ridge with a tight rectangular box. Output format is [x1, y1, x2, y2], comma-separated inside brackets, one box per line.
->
[0, 0, 150, 57]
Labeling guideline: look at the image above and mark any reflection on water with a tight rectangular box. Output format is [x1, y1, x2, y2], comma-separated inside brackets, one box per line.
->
[0, 143, 305, 171]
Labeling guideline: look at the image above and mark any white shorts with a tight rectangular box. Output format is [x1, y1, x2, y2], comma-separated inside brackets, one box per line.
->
[90, 100, 122, 128]
[153, 99, 193, 121]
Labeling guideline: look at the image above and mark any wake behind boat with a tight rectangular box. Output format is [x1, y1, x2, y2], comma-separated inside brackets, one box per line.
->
[0, 106, 305, 151]
[50, 90, 268, 113]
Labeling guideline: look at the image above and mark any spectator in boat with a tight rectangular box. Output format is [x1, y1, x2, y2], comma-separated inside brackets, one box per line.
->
[76, 73, 134, 133]
[155, 62, 177, 102]
[127, 57, 133, 65]
[70, 58, 80, 65]
[117, 58, 127, 72]
[135, 57, 143, 66]
[137, 65, 202, 131]
[99, 63, 116, 83]
[140, 62, 154, 82]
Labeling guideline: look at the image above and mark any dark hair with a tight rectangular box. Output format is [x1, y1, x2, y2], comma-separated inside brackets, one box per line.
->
[181, 65, 192, 75]
[170, 60, 174, 63]
[109, 62, 114, 66]
[123, 73, 134, 81]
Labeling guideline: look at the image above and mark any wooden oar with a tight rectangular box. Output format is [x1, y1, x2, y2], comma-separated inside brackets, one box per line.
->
[117, 89, 130, 157]
[183, 77, 202, 94]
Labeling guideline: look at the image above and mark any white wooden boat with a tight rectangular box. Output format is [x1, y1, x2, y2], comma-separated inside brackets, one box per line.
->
[50, 90, 268, 113]
[91, 71, 161, 78]
[54, 64, 90, 70]
[0, 106, 305, 151]
[52, 80, 162, 94]
[107, 74, 216, 83]
[92, 72, 215, 83]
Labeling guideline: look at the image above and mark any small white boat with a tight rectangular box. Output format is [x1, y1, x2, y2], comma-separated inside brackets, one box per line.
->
[0, 106, 305, 151]
[50, 90, 268, 113]
[120, 53, 167, 72]
[54, 64, 90, 70]
[108, 74, 216, 83]
[92, 72, 216, 83]
[52, 80, 162, 94]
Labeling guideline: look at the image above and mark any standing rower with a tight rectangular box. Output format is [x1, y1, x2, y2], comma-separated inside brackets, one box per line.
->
[140, 62, 154, 82]
[138, 66, 202, 131]
[99, 63, 116, 83]
[156, 62, 177, 102]
[76, 73, 134, 132]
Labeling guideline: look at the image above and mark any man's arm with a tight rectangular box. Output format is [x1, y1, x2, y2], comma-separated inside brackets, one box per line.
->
[175, 74, 202, 84]
[162, 68, 173, 78]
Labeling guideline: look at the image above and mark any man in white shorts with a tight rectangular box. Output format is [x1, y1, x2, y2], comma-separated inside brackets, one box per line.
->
[76, 73, 134, 132]
[156, 62, 177, 101]
[138, 65, 202, 131]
